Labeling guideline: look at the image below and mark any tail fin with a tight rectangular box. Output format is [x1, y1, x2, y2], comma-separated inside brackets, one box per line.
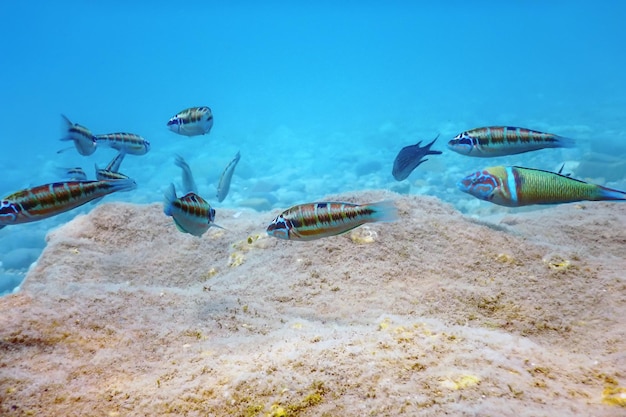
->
[366, 200, 399, 223]
[597, 184, 626, 201]
[554, 135, 576, 149]
[163, 183, 178, 216]
[107, 178, 137, 193]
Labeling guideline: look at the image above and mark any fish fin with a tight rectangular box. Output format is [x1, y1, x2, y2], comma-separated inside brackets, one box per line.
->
[109, 178, 137, 193]
[56, 146, 75, 153]
[597, 185, 626, 201]
[210, 223, 226, 230]
[554, 135, 576, 148]
[90, 196, 104, 205]
[0, 225, 5, 230]
[163, 183, 177, 216]
[366, 200, 399, 223]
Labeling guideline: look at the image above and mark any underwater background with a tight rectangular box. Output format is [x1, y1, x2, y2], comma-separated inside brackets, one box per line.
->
[1, 1, 625, 292]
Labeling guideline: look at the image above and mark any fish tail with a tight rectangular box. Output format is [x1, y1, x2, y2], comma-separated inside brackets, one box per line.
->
[163, 183, 177, 216]
[108, 178, 137, 193]
[596, 185, 626, 201]
[364, 200, 399, 223]
[554, 135, 576, 149]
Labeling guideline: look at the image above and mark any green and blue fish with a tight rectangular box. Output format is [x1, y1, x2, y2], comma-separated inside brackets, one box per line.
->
[458, 165, 626, 207]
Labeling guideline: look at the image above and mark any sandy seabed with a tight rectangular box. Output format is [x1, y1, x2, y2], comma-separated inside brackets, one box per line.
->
[0, 191, 624, 417]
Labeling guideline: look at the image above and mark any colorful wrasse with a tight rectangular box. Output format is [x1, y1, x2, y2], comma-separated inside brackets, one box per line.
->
[174, 155, 198, 194]
[59, 114, 97, 156]
[392, 135, 442, 181]
[94, 132, 150, 155]
[216, 151, 240, 202]
[0, 179, 136, 228]
[458, 166, 626, 207]
[58, 167, 88, 181]
[167, 106, 213, 137]
[267, 200, 399, 241]
[448, 126, 575, 157]
[163, 184, 220, 237]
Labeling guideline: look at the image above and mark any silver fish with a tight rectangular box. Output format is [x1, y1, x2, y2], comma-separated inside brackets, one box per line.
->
[167, 106, 213, 137]
[174, 155, 198, 194]
[216, 151, 240, 202]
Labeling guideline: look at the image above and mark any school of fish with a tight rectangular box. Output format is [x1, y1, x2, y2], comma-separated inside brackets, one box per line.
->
[1, 106, 624, 243]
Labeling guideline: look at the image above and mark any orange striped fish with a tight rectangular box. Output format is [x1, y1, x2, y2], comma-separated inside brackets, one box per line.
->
[266, 201, 398, 241]
[167, 106, 213, 137]
[0, 179, 136, 229]
[59, 114, 97, 156]
[163, 184, 221, 237]
[94, 132, 150, 155]
[448, 126, 575, 157]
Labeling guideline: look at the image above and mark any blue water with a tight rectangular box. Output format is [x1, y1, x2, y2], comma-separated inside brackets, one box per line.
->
[1, 1, 625, 294]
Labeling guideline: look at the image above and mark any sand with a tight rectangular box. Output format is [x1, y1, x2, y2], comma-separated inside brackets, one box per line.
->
[0, 190, 624, 416]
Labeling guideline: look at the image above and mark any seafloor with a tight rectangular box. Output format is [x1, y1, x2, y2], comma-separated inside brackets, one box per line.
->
[0, 190, 624, 416]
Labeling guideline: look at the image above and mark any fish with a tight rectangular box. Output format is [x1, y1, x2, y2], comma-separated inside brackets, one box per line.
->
[58, 167, 88, 181]
[94, 150, 128, 181]
[167, 106, 213, 136]
[457, 165, 626, 207]
[94, 132, 150, 155]
[392, 135, 442, 181]
[216, 151, 241, 202]
[448, 126, 575, 157]
[59, 115, 97, 156]
[0, 179, 136, 229]
[163, 184, 221, 237]
[266, 200, 399, 241]
[174, 155, 198, 194]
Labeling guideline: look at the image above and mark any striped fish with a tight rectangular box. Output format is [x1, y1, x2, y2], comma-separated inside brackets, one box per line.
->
[163, 184, 220, 237]
[58, 167, 88, 181]
[266, 201, 399, 241]
[216, 151, 240, 202]
[95, 150, 127, 180]
[59, 115, 97, 156]
[167, 106, 213, 137]
[94, 132, 150, 155]
[448, 126, 575, 157]
[0, 179, 136, 228]
[458, 166, 626, 207]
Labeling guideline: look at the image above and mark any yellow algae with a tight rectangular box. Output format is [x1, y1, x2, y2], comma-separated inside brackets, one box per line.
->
[266, 404, 287, 417]
[495, 253, 516, 264]
[542, 254, 571, 271]
[350, 226, 378, 244]
[378, 318, 391, 331]
[228, 252, 245, 267]
[292, 322, 303, 329]
[200, 267, 218, 281]
[232, 234, 272, 251]
[440, 375, 480, 390]
[602, 385, 626, 407]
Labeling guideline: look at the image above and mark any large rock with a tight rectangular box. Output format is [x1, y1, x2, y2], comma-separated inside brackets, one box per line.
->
[0, 192, 624, 416]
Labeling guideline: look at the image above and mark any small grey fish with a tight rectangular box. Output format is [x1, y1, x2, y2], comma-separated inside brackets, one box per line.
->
[216, 151, 240, 202]
[174, 155, 198, 194]
[392, 135, 442, 181]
